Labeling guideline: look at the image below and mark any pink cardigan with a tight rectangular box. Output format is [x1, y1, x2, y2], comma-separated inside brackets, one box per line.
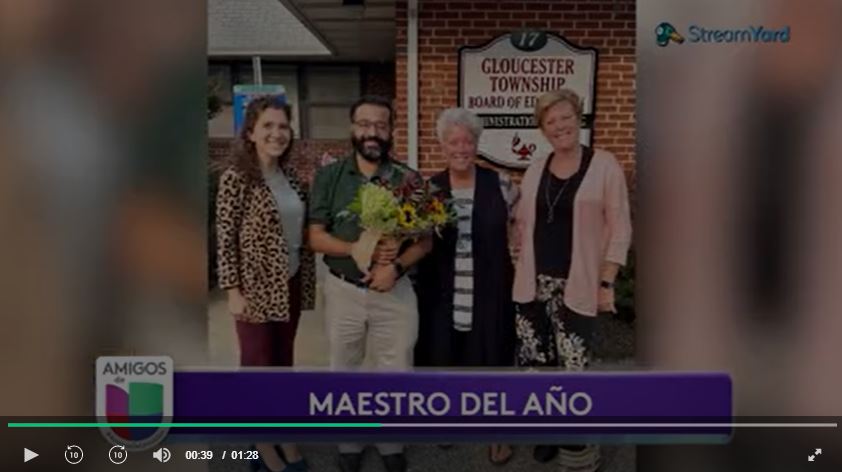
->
[513, 148, 632, 316]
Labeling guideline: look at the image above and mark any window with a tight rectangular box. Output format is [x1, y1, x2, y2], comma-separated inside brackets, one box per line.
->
[301, 66, 361, 139]
[207, 62, 362, 139]
[306, 106, 352, 140]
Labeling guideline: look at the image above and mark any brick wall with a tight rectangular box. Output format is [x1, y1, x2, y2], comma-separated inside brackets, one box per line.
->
[394, 0, 636, 180]
[363, 62, 397, 99]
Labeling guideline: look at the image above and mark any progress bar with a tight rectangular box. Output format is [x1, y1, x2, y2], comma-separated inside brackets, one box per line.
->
[7, 422, 838, 428]
[7, 423, 381, 428]
[388, 423, 838, 428]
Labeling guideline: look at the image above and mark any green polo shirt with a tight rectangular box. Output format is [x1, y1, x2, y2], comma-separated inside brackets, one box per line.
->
[309, 154, 421, 280]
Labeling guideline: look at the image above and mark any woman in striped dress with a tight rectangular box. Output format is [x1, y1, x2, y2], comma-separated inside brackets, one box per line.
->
[415, 107, 519, 465]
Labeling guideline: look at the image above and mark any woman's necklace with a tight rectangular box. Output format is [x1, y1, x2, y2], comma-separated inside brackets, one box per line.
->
[543, 149, 581, 224]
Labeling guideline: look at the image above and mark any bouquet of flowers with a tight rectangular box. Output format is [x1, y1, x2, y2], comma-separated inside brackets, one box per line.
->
[340, 172, 455, 271]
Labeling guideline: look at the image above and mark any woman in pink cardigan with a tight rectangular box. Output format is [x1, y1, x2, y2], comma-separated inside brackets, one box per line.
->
[512, 89, 632, 468]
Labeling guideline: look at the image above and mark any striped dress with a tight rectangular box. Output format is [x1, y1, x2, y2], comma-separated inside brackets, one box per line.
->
[451, 187, 475, 332]
[451, 174, 519, 332]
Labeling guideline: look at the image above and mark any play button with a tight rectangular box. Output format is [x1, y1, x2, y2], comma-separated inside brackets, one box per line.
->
[24, 448, 38, 463]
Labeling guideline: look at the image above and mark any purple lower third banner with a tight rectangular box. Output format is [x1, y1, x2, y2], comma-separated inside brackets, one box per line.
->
[168, 371, 732, 442]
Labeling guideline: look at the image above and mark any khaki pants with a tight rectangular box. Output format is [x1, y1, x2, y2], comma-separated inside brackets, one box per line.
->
[324, 272, 419, 455]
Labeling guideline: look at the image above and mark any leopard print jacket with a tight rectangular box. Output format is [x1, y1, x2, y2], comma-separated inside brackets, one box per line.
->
[215, 163, 316, 323]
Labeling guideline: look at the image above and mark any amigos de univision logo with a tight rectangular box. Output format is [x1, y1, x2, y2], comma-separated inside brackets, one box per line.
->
[96, 356, 173, 450]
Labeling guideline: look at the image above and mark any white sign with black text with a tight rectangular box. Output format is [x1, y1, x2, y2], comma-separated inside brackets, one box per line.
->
[459, 32, 598, 169]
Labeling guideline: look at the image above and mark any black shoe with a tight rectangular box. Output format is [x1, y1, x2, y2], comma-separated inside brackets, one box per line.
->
[380, 453, 407, 472]
[338, 453, 363, 472]
[533, 445, 558, 463]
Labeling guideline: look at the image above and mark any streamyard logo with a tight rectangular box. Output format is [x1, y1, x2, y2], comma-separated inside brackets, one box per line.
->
[656, 22, 685, 47]
[96, 356, 173, 451]
[657, 21, 790, 46]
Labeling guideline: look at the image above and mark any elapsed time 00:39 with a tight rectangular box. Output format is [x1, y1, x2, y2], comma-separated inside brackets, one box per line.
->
[185, 450, 214, 460]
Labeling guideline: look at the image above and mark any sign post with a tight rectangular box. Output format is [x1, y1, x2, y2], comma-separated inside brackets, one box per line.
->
[458, 32, 598, 169]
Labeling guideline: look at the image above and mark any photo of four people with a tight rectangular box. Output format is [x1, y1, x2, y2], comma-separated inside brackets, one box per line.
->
[214, 89, 631, 472]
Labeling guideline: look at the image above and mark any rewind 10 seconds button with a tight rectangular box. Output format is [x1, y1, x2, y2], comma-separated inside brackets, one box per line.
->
[64, 445, 84, 465]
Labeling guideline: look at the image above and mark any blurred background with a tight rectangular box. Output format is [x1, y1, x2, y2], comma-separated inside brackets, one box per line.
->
[0, 0, 207, 416]
[638, 0, 842, 469]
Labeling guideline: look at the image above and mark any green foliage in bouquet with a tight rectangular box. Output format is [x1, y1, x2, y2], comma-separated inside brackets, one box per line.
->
[339, 172, 457, 239]
[342, 183, 401, 235]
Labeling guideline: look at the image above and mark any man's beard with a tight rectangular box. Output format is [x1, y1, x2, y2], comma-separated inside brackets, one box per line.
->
[352, 135, 392, 162]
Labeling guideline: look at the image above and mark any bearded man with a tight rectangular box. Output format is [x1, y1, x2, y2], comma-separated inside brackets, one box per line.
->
[308, 96, 431, 472]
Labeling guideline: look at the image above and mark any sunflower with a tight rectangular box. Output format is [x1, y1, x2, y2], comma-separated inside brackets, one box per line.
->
[398, 203, 418, 229]
[428, 198, 449, 225]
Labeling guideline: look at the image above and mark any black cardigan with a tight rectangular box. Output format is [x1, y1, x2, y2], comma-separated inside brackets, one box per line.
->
[415, 166, 515, 367]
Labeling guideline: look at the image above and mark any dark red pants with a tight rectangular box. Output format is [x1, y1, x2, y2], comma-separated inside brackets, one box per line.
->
[235, 273, 302, 367]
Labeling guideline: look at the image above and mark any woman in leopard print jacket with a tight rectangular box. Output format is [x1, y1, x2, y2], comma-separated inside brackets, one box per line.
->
[215, 96, 315, 471]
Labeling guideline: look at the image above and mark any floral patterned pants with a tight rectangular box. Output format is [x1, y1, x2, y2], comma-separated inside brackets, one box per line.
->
[515, 275, 595, 370]
[515, 275, 601, 471]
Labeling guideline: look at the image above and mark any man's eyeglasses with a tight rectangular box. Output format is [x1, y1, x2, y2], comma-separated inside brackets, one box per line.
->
[353, 120, 391, 133]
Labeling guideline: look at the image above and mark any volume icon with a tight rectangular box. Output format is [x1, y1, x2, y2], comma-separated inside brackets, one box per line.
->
[153, 447, 171, 463]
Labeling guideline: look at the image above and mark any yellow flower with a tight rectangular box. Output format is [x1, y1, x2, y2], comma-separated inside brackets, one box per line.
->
[428, 199, 448, 225]
[398, 203, 418, 229]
